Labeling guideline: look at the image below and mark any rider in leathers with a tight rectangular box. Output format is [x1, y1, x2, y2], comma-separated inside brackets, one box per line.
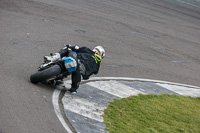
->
[45, 45, 105, 93]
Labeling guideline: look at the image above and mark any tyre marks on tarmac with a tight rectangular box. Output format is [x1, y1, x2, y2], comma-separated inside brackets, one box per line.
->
[53, 77, 200, 133]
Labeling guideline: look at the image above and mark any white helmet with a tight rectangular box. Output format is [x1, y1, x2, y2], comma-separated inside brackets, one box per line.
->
[93, 46, 105, 58]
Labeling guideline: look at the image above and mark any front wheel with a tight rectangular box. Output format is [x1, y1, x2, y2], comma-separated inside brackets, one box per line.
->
[30, 64, 61, 84]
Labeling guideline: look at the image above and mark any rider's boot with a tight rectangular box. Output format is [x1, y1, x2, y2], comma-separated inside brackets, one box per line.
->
[68, 83, 79, 94]
[44, 53, 61, 63]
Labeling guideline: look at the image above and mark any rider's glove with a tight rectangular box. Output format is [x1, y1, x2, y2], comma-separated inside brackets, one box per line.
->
[66, 44, 79, 51]
[66, 44, 72, 48]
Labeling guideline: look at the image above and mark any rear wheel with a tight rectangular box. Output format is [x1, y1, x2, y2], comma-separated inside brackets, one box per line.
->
[30, 65, 61, 84]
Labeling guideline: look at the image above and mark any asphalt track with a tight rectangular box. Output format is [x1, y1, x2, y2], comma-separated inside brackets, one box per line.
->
[1, 0, 200, 133]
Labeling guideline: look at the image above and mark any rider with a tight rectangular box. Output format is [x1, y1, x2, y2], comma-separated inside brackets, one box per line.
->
[44, 45, 105, 93]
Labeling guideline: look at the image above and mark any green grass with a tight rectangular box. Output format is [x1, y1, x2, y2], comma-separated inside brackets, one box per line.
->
[103, 94, 200, 133]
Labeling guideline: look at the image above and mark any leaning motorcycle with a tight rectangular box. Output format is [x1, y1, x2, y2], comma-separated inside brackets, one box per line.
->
[30, 51, 77, 84]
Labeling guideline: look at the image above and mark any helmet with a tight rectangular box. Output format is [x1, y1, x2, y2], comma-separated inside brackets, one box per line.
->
[93, 46, 105, 58]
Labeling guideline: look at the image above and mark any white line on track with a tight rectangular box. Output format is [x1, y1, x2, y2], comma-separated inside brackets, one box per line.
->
[157, 83, 200, 97]
[87, 80, 144, 98]
[52, 89, 73, 133]
[176, 0, 200, 8]
[62, 94, 105, 122]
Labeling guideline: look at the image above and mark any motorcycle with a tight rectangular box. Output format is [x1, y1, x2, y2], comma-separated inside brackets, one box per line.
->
[30, 48, 77, 84]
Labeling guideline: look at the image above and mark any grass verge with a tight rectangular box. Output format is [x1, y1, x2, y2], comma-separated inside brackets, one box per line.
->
[103, 94, 200, 133]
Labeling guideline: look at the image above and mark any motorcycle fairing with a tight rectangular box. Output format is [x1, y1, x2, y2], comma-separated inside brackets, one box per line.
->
[62, 57, 77, 72]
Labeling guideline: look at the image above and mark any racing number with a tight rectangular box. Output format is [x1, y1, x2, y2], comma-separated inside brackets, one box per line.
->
[92, 53, 102, 63]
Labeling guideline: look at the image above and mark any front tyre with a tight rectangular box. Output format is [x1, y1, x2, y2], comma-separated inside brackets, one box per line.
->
[30, 64, 61, 84]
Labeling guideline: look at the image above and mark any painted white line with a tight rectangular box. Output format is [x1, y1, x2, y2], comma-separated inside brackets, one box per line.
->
[176, 0, 200, 8]
[87, 80, 144, 98]
[62, 93, 105, 122]
[52, 88, 73, 133]
[86, 77, 200, 89]
[156, 83, 200, 97]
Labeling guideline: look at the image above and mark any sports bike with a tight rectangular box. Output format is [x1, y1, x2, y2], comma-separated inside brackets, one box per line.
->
[30, 51, 77, 84]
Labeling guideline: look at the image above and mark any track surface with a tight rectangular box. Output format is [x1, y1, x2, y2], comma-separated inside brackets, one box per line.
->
[1, 0, 200, 133]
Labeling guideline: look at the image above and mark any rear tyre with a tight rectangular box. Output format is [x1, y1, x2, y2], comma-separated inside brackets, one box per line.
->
[30, 65, 61, 84]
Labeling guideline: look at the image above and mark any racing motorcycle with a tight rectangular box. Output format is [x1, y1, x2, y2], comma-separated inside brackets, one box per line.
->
[30, 48, 77, 84]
